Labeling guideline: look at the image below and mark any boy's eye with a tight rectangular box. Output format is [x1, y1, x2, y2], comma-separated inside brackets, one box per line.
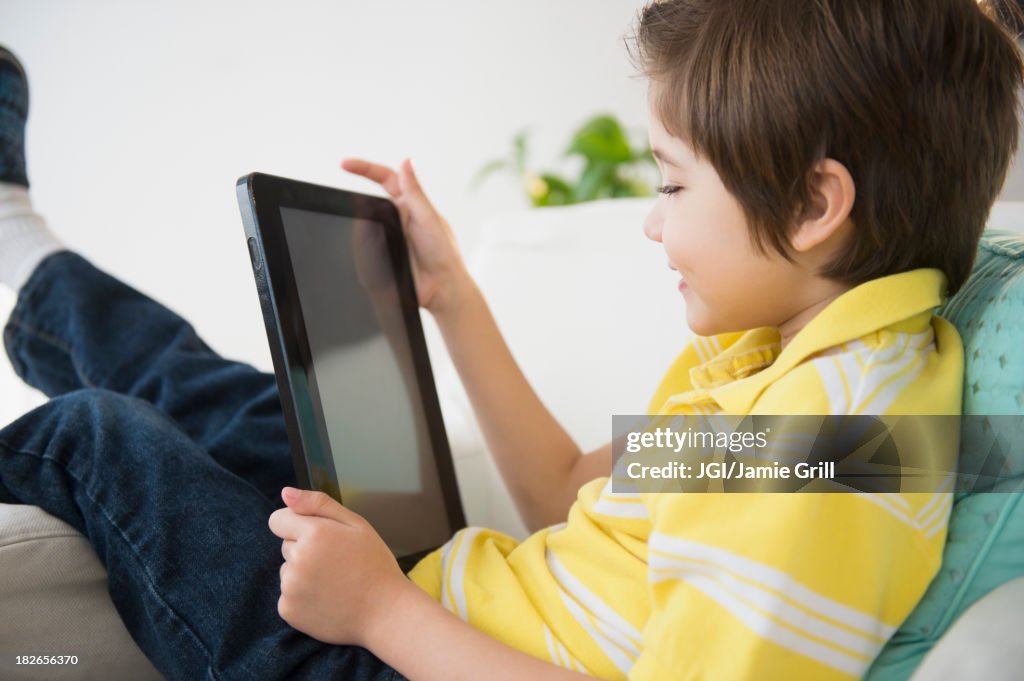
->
[656, 184, 683, 196]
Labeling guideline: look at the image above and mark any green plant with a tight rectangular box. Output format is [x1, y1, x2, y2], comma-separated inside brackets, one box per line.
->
[471, 114, 657, 207]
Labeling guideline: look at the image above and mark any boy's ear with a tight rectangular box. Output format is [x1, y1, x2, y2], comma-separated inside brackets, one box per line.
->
[790, 158, 856, 253]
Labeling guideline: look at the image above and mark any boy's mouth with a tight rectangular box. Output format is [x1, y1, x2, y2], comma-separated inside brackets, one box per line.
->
[669, 264, 688, 291]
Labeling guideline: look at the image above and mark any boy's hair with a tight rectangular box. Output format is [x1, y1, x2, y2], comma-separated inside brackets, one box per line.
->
[628, 0, 1024, 294]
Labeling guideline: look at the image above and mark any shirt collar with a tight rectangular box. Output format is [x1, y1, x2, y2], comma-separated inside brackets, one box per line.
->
[704, 268, 948, 413]
[688, 329, 781, 390]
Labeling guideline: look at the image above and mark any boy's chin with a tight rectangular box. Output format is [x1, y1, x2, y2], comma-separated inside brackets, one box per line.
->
[685, 315, 723, 338]
[685, 306, 725, 337]
[685, 309, 750, 338]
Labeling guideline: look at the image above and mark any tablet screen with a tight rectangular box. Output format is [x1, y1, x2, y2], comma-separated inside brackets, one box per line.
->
[279, 206, 453, 558]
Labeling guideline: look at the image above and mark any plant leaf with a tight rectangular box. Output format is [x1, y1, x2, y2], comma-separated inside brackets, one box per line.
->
[534, 173, 575, 207]
[573, 161, 615, 202]
[626, 177, 655, 196]
[469, 159, 513, 192]
[611, 182, 635, 198]
[632, 146, 657, 165]
[513, 129, 530, 174]
[565, 114, 632, 164]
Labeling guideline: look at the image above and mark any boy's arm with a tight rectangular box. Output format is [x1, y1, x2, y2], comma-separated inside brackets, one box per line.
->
[271, 489, 592, 680]
[369, 584, 590, 681]
[434, 279, 611, 532]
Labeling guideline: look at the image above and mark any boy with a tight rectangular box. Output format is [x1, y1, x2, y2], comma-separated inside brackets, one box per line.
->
[0, 2, 1021, 680]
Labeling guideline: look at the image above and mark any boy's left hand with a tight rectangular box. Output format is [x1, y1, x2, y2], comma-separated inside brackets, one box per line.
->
[268, 487, 410, 647]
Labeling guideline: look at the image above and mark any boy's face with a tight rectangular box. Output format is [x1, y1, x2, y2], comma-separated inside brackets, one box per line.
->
[644, 91, 815, 338]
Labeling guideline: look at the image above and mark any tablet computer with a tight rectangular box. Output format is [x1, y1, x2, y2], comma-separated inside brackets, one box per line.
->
[236, 172, 465, 571]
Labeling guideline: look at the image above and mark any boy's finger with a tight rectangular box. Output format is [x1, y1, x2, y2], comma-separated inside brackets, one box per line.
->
[341, 158, 400, 197]
[281, 539, 296, 562]
[282, 487, 364, 527]
[397, 158, 440, 220]
[268, 507, 308, 540]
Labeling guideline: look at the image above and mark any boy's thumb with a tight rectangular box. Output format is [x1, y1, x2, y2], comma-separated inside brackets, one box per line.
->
[399, 158, 418, 183]
[281, 487, 359, 525]
[398, 158, 437, 216]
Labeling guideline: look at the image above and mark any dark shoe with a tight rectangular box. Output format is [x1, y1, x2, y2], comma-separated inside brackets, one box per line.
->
[0, 45, 29, 188]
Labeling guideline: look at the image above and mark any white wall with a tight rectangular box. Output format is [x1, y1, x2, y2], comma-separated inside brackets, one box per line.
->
[0, 0, 651, 422]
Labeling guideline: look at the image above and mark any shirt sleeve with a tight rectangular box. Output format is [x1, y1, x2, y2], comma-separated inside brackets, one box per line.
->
[628, 492, 942, 681]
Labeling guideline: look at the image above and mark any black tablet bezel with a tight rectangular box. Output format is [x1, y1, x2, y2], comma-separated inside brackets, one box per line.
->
[236, 172, 466, 563]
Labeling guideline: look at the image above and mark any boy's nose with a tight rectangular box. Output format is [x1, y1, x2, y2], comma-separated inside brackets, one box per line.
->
[643, 209, 663, 243]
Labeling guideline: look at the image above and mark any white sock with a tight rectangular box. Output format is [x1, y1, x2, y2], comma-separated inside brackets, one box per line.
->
[0, 182, 64, 291]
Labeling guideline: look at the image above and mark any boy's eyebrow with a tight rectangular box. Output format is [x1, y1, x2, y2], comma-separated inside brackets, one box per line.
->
[651, 147, 685, 168]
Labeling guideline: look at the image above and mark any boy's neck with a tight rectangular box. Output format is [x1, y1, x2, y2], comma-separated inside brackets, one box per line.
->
[776, 282, 853, 351]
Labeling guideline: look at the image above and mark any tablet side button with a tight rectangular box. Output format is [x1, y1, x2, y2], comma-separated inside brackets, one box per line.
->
[248, 236, 263, 271]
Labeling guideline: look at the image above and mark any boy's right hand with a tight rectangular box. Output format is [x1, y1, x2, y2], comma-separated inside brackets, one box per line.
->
[341, 158, 472, 317]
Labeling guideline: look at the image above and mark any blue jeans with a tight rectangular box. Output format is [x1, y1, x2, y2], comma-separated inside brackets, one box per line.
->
[0, 251, 407, 681]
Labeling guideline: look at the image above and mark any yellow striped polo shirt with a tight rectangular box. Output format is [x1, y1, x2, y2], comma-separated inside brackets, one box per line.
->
[406, 268, 963, 680]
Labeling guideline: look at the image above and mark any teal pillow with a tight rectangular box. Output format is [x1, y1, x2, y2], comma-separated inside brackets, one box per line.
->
[865, 231, 1024, 680]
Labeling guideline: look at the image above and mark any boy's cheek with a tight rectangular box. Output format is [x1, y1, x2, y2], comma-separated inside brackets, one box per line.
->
[661, 227, 692, 266]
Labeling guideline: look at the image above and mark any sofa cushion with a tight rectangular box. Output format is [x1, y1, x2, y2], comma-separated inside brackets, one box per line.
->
[865, 231, 1024, 680]
[909, 576, 1024, 681]
[0, 503, 164, 681]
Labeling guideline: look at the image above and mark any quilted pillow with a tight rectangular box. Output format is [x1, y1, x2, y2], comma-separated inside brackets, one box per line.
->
[865, 231, 1024, 680]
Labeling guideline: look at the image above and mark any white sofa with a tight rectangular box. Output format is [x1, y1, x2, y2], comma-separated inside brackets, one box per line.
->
[1, 198, 1023, 680]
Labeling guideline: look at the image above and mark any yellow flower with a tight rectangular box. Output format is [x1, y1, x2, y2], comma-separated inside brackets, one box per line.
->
[526, 175, 548, 199]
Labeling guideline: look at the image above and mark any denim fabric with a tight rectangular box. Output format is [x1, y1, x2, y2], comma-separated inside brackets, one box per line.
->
[0, 251, 406, 681]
